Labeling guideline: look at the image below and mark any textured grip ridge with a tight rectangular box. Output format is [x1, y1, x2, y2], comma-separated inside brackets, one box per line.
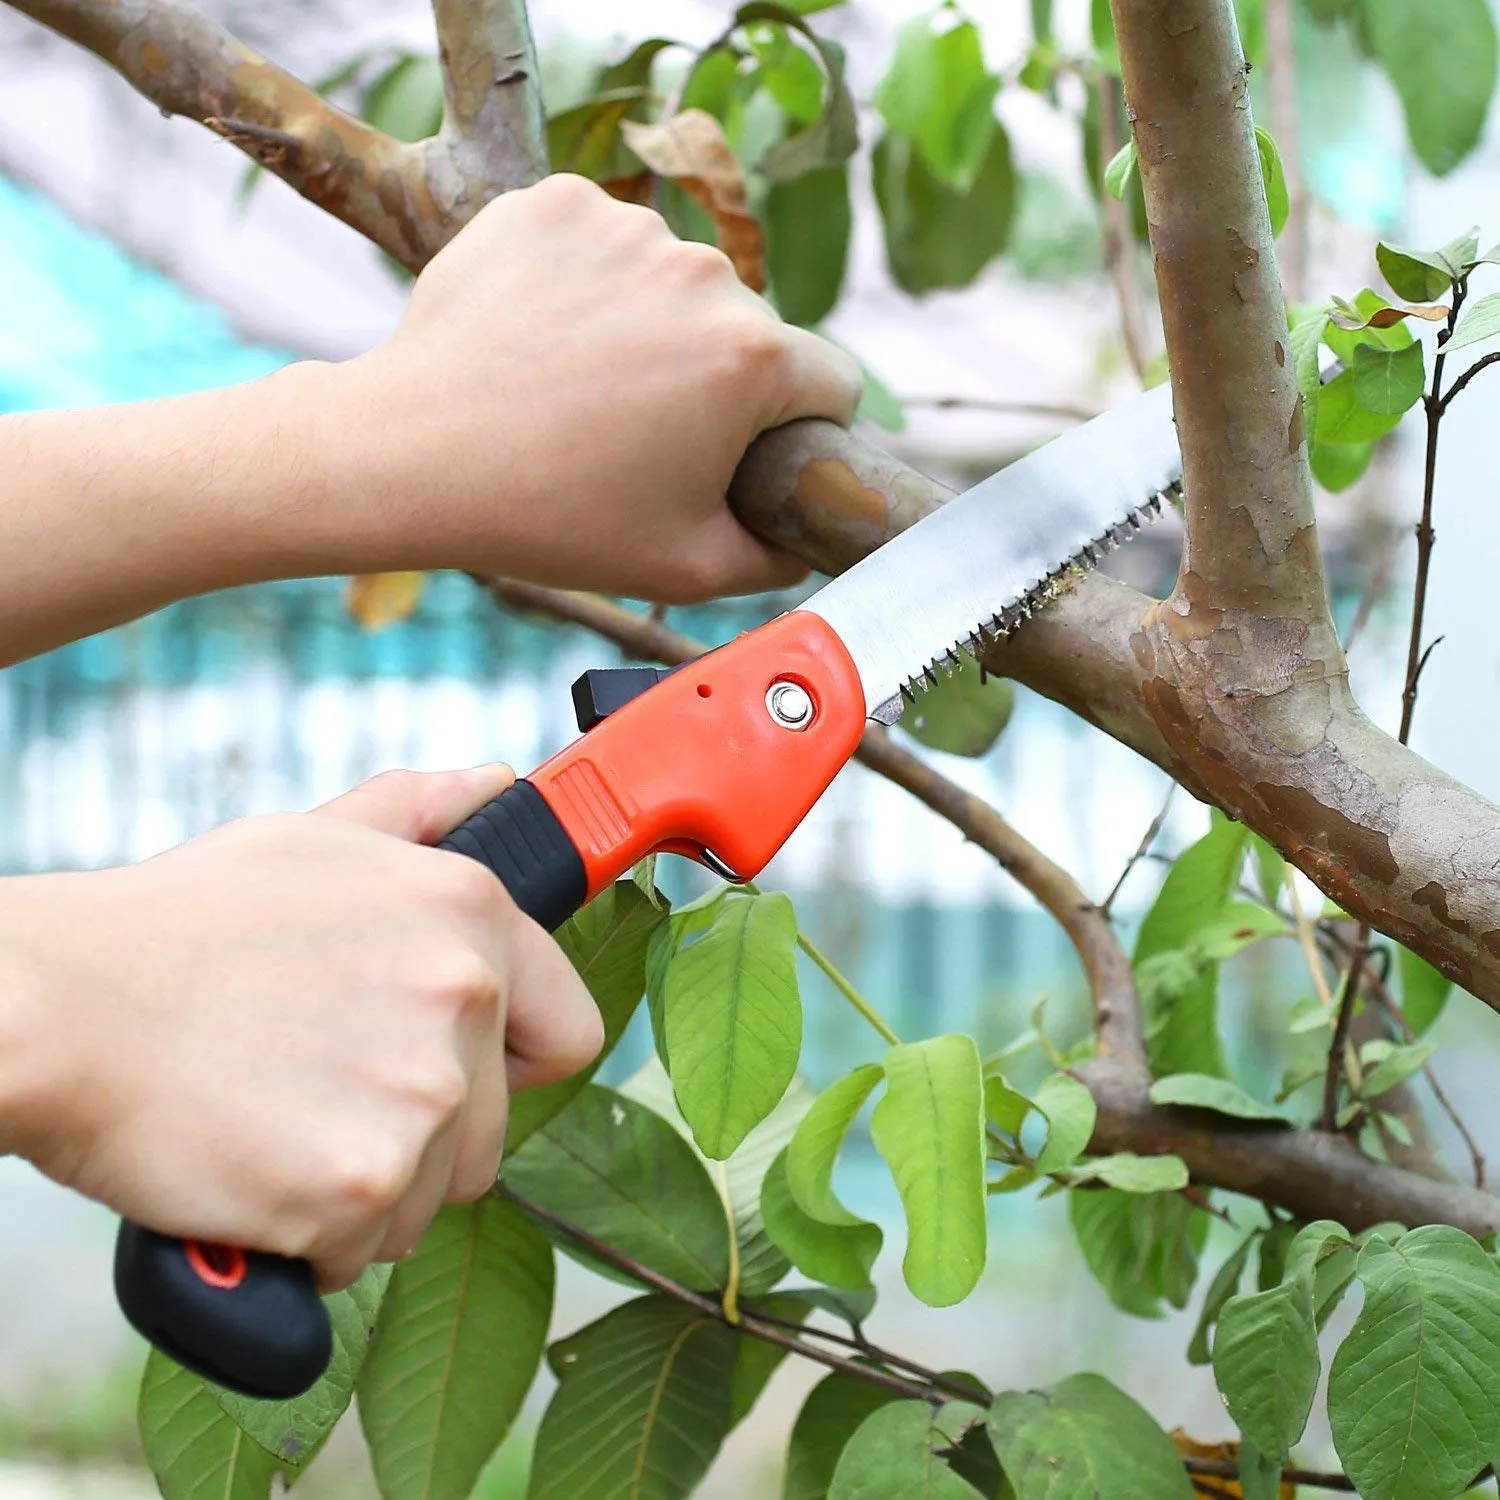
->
[438, 780, 587, 932]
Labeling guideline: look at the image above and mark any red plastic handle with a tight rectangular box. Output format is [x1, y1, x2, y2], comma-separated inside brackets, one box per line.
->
[530, 610, 866, 896]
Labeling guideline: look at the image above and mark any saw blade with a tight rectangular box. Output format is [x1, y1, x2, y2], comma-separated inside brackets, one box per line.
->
[797, 378, 1180, 722]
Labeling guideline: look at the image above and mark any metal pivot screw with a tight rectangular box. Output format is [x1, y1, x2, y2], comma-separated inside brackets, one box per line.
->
[766, 680, 814, 730]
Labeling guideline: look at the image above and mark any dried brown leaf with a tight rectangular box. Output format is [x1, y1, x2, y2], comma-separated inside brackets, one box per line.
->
[601, 171, 654, 205]
[1328, 303, 1449, 331]
[621, 109, 767, 291]
[346, 571, 426, 630]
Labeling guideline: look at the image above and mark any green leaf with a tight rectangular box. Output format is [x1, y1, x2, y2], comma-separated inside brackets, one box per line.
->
[1189, 902, 1288, 960]
[139, 1353, 280, 1500]
[1212, 1275, 1319, 1460]
[504, 1084, 729, 1291]
[1250, 835, 1285, 904]
[1445, 291, 1500, 355]
[546, 93, 646, 180]
[900, 659, 1014, 758]
[983, 1071, 1032, 1138]
[870, 1036, 987, 1306]
[530, 1296, 738, 1500]
[1289, 308, 1330, 448]
[1352, 341, 1426, 415]
[1188, 1235, 1254, 1365]
[1148, 1073, 1291, 1123]
[509, 882, 667, 1150]
[986, 1373, 1194, 1499]
[1398, 946, 1452, 1036]
[767, 165, 852, 327]
[1033, 1072, 1098, 1174]
[1068, 1189, 1206, 1318]
[729, 1293, 806, 1427]
[358, 1198, 552, 1500]
[1103, 140, 1137, 201]
[1237, 1437, 1285, 1500]
[874, 12, 999, 192]
[646, 888, 729, 1070]
[785, 1372, 904, 1500]
[663, 889, 802, 1160]
[733, 5, 859, 180]
[873, 128, 1015, 296]
[753, 25, 827, 123]
[1134, 816, 1250, 1077]
[762, 1147, 882, 1290]
[1329, 1227, 1500, 1500]
[854, 354, 906, 431]
[1357, 1039, 1436, 1099]
[1071, 1153, 1190, 1193]
[782, 1284, 877, 1326]
[1365, 0, 1497, 175]
[621, 1055, 813, 1297]
[1312, 438, 1376, 492]
[786, 1064, 884, 1223]
[214, 1264, 390, 1466]
[597, 37, 680, 96]
[1254, 126, 1289, 236]
[362, 55, 444, 143]
[828, 1400, 987, 1498]
[1316, 370, 1404, 444]
[1377, 240, 1458, 301]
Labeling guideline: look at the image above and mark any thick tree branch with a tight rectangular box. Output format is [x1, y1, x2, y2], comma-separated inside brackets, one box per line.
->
[432, 0, 547, 198]
[6, 0, 452, 270]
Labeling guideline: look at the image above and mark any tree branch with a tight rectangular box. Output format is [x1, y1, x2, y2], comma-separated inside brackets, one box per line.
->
[484, 576, 1500, 1238]
[432, 0, 547, 198]
[6, 0, 449, 270]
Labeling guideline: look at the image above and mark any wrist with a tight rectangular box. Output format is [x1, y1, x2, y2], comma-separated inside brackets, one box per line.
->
[0, 877, 73, 1160]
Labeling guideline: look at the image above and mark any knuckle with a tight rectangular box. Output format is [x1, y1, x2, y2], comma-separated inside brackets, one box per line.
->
[672, 238, 736, 283]
[405, 1060, 468, 1126]
[716, 314, 791, 385]
[437, 850, 505, 918]
[329, 1136, 411, 1215]
[424, 944, 501, 1018]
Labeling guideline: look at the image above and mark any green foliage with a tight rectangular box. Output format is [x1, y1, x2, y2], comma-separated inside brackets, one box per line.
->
[212, 1264, 391, 1467]
[1147, 1073, 1291, 1123]
[828, 1400, 986, 1498]
[1446, 291, 1500, 355]
[1067, 1188, 1206, 1318]
[1254, 127, 1289, 237]
[1212, 1273, 1320, 1460]
[871, 1036, 988, 1305]
[1357, 1038, 1437, 1099]
[985, 1374, 1194, 1498]
[362, 55, 445, 143]
[767, 166, 851, 326]
[505, 1084, 730, 1290]
[1187, 1234, 1254, 1365]
[1328, 1227, 1500, 1500]
[1399, 945, 1453, 1035]
[139, 1354, 281, 1500]
[785, 1374, 903, 1500]
[358, 1199, 553, 1500]
[530, 1297, 738, 1500]
[762, 1146, 882, 1289]
[1032, 1071, 1098, 1173]
[900, 659, 1014, 758]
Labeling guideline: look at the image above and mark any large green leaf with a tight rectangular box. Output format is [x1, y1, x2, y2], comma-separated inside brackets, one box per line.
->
[509, 882, 666, 1151]
[663, 889, 803, 1160]
[786, 1064, 885, 1222]
[1211, 1275, 1319, 1460]
[139, 1353, 280, 1500]
[1070, 1152, 1188, 1193]
[827, 1400, 987, 1498]
[899, 660, 1014, 758]
[1352, 341, 1426, 415]
[213, 1263, 390, 1466]
[784, 1373, 904, 1500]
[357, 1198, 553, 1500]
[874, 12, 999, 192]
[1068, 1188, 1206, 1318]
[1148, 1073, 1291, 1123]
[1444, 291, 1500, 356]
[870, 1036, 987, 1306]
[1329, 1227, 1500, 1500]
[1133, 816, 1249, 1077]
[1398, 945, 1452, 1036]
[762, 1147, 882, 1290]
[767, 165, 852, 327]
[504, 1084, 729, 1291]
[1377, 240, 1457, 302]
[1032, 1072, 1098, 1174]
[729, 1293, 807, 1427]
[873, 128, 1015, 295]
[622, 1055, 814, 1296]
[530, 1296, 738, 1500]
[1187, 1235, 1254, 1365]
[1284, 1220, 1357, 1329]
[985, 1374, 1194, 1499]
[1365, 0, 1497, 175]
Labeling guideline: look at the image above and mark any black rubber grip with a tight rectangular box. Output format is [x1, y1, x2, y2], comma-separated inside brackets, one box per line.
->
[114, 1224, 330, 1399]
[437, 779, 587, 932]
[114, 780, 588, 1398]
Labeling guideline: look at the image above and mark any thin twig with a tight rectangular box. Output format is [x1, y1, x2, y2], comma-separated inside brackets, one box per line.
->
[499, 1185, 939, 1403]
[1096, 74, 1151, 382]
[1438, 349, 1500, 414]
[1321, 930, 1369, 1132]
[1101, 783, 1176, 916]
[899, 395, 1099, 423]
[1182, 1456, 1355, 1492]
[1402, 284, 1467, 742]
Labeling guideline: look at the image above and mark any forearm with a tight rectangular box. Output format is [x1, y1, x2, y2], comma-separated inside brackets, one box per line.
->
[0, 361, 384, 665]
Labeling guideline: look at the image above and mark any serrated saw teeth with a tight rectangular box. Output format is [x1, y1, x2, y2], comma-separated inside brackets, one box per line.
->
[894, 486, 1167, 698]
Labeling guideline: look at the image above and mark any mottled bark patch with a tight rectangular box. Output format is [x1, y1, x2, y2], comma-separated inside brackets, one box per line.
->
[1414, 880, 1471, 936]
[794, 459, 892, 532]
[1256, 782, 1398, 885]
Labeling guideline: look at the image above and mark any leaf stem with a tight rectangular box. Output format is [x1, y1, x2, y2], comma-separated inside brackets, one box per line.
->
[714, 1160, 741, 1325]
[797, 928, 901, 1048]
[1320, 931, 1369, 1132]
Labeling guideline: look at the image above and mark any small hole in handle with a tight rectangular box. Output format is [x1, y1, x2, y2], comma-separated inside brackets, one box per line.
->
[186, 1240, 249, 1290]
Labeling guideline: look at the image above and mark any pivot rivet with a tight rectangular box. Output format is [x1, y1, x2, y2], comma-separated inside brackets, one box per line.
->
[766, 680, 814, 731]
